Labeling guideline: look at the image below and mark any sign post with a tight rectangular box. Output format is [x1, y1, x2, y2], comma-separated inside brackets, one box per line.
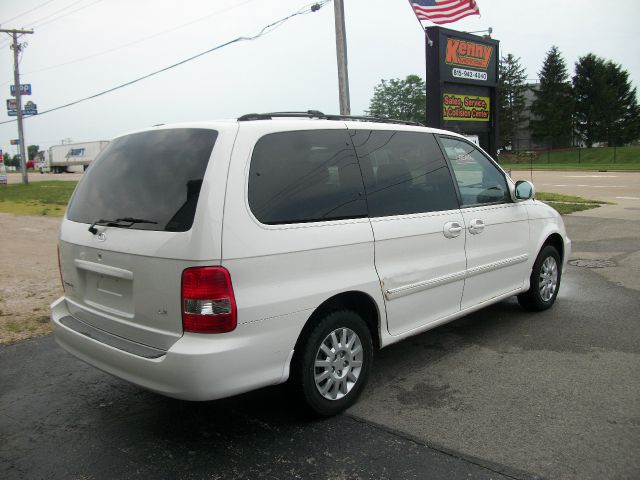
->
[1, 28, 34, 185]
[425, 26, 499, 158]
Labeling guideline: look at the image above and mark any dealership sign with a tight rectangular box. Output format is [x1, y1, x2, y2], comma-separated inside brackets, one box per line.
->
[425, 26, 500, 157]
[442, 94, 490, 121]
[441, 36, 497, 86]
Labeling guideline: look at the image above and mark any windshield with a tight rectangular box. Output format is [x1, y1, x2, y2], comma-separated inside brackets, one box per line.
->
[67, 128, 218, 232]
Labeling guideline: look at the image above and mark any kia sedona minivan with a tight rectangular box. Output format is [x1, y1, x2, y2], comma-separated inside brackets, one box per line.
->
[51, 112, 570, 416]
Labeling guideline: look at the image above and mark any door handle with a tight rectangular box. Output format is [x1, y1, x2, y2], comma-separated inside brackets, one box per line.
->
[468, 219, 485, 234]
[443, 221, 462, 238]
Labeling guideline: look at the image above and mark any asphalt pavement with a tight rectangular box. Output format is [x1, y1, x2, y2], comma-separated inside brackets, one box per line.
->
[1, 335, 515, 480]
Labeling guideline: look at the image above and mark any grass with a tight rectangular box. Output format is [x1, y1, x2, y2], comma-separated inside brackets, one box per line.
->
[498, 146, 640, 171]
[0, 181, 78, 216]
[500, 163, 638, 171]
[0, 315, 52, 346]
[536, 191, 611, 215]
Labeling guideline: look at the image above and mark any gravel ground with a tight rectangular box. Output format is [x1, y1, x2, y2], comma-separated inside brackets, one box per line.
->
[0, 213, 62, 344]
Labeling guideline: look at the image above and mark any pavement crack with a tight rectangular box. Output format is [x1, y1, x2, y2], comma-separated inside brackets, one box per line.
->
[344, 413, 545, 480]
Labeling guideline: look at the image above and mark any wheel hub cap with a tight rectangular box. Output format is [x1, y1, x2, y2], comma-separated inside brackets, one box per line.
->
[314, 327, 363, 400]
[539, 256, 559, 302]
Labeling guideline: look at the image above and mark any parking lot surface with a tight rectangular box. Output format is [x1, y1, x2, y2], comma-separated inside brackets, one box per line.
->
[2, 333, 521, 480]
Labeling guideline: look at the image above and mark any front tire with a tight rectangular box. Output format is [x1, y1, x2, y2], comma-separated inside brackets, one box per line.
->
[293, 309, 373, 417]
[518, 245, 561, 311]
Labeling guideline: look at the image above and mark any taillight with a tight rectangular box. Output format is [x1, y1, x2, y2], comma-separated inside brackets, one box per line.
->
[181, 266, 237, 334]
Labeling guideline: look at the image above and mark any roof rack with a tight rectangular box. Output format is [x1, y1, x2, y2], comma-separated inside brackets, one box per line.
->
[237, 110, 326, 121]
[237, 111, 423, 127]
[325, 114, 423, 127]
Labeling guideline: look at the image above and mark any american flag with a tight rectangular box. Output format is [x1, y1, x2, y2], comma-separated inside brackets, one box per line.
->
[410, 0, 480, 25]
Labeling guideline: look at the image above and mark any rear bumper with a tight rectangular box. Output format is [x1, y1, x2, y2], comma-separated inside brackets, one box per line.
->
[51, 297, 305, 401]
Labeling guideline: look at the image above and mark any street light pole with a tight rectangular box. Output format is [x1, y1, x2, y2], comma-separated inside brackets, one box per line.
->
[1, 28, 34, 185]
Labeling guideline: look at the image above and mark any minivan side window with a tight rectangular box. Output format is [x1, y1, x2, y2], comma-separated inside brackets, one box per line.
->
[350, 130, 459, 217]
[439, 137, 510, 206]
[248, 130, 367, 225]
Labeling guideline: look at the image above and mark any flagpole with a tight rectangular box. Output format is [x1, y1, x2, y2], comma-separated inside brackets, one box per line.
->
[407, 0, 433, 46]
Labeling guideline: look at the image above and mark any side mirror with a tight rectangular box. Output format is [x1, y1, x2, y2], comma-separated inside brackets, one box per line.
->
[514, 180, 535, 201]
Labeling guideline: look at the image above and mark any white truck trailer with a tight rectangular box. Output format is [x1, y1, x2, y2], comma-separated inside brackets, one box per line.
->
[39, 141, 110, 173]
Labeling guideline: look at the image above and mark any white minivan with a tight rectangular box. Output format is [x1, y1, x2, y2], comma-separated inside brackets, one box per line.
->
[51, 112, 570, 416]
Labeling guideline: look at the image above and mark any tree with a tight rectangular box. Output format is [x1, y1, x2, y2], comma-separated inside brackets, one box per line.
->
[573, 54, 639, 147]
[3, 153, 17, 168]
[27, 144, 40, 161]
[498, 54, 527, 149]
[601, 60, 640, 146]
[366, 75, 425, 124]
[530, 46, 573, 148]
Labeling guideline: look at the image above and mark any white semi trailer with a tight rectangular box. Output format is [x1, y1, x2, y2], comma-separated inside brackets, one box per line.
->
[39, 141, 110, 173]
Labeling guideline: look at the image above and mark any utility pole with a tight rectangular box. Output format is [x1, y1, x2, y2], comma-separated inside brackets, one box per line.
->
[1, 28, 34, 185]
[333, 0, 350, 116]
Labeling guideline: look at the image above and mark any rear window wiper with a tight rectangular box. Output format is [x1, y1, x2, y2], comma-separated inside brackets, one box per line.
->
[88, 217, 158, 234]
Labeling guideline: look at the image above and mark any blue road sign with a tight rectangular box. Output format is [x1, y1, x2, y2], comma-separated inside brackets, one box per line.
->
[10, 84, 32, 96]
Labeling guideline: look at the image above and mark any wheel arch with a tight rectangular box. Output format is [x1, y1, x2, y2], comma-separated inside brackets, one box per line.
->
[293, 291, 382, 357]
[541, 232, 565, 263]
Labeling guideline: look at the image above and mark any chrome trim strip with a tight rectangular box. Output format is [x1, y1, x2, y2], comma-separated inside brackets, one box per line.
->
[385, 254, 529, 300]
[386, 270, 467, 300]
[73, 258, 133, 280]
[465, 254, 529, 279]
[59, 315, 166, 359]
[74, 259, 133, 280]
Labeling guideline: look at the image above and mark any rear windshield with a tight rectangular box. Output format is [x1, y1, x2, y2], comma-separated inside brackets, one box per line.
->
[67, 129, 217, 232]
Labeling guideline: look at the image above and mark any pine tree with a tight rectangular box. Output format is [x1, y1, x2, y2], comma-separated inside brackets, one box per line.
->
[530, 46, 573, 148]
[498, 54, 527, 149]
[573, 54, 607, 147]
[367, 75, 426, 124]
[602, 61, 640, 145]
[574, 54, 640, 146]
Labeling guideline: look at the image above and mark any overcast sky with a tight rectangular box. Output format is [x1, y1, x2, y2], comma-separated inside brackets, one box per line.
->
[1, 0, 639, 153]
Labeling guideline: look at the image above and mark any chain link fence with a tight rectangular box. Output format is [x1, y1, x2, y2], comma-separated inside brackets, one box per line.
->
[497, 142, 640, 167]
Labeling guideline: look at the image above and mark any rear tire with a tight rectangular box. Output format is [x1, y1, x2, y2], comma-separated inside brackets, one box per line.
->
[518, 245, 561, 311]
[292, 309, 373, 417]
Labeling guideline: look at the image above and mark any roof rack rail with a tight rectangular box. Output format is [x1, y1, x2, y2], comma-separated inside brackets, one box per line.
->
[325, 114, 423, 127]
[237, 111, 423, 127]
[237, 110, 327, 121]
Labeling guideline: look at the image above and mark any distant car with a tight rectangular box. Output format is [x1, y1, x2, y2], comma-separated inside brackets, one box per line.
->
[51, 112, 571, 416]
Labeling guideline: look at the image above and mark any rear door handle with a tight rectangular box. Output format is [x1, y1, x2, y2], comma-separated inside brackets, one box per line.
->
[443, 221, 462, 239]
[468, 219, 485, 234]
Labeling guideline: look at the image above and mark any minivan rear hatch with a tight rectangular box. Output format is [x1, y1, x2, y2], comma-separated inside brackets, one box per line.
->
[59, 126, 230, 350]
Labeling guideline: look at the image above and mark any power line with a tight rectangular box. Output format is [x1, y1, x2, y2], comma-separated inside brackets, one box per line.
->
[1, 0, 57, 24]
[32, 0, 103, 29]
[0, 0, 100, 49]
[0, 1, 331, 126]
[20, 0, 260, 76]
[24, 0, 90, 27]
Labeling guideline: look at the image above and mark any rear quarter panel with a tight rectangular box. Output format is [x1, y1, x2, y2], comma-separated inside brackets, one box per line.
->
[221, 121, 385, 364]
